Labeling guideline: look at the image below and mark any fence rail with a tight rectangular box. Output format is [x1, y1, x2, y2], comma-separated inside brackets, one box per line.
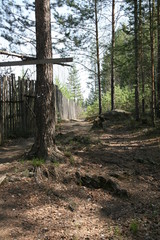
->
[0, 74, 81, 145]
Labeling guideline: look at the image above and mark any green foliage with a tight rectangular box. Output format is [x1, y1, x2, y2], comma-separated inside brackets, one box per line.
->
[31, 158, 45, 167]
[114, 225, 123, 239]
[64, 151, 72, 158]
[1, 0, 35, 51]
[67, 65, 83, 104]
[55, 76, 72, 99]
[114, 86, 135, 110]
[69, 155, 75, 165]
[55, 70, 83, 105]
[86, 86, 135, 117]
[129, 219, 139, 234]
[52, 160, 60, 168]
[64, 151, 75, 165]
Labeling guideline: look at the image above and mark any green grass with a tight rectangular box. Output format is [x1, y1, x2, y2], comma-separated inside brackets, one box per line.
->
[64, 151, 72, 158]
[129, 219, 139, 234]
[64, 151, 75, 165]
[69, 155, 75, 165]
[31, 158, 45, 167]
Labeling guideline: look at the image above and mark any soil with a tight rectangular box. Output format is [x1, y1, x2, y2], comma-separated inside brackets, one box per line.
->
[0, 118, 160, 240]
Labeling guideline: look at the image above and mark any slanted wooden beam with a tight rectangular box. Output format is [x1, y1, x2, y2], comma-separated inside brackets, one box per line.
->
[0, 50, 35, 60]
[0, 58, 73, 67]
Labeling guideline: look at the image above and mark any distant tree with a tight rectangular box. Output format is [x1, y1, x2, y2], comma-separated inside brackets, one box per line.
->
[55, 76, 72, 99]
[111, 0, 115, 110]
[87, 42, 99, 104]
[94, 0, 102, 115]
[67, 65, 83, 104]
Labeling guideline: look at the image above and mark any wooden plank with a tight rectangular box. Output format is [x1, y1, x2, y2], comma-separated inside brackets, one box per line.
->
[6, 78, 9, 137]
[18, 77, 22, 132]
[9, 76, 12, 133]
[0, 58, 73, 67]
[0, 50, 35, 59]
[3, 76, 7, 139]
[0, 76, 2, 144]
[11, 74, 16, 132]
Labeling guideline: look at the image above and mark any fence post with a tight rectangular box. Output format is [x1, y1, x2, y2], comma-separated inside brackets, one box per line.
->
[0, 76, 2, 144]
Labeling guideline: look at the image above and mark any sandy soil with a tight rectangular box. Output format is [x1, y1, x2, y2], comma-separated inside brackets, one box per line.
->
[0, 119, 160, 240]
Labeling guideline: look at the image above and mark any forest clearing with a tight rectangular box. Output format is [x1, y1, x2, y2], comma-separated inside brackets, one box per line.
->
[0, 116, 160, 240]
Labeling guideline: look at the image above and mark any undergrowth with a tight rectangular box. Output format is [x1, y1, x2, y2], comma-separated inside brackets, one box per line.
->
[31, 158, 45, 167]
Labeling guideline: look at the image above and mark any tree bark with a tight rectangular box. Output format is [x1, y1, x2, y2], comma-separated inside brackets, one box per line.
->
[134, 0, 140, 121]
[139, 0, 145, 115]
[95, 0, 102, 116]
[29, 0, 56, 159]
[149, 0, 156, 126]
[111, 0, 115, 111]
[157, 0, 160, 117]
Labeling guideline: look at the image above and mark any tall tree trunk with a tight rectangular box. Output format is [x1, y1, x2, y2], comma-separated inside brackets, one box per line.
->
[157, 0, 160, 117]
[30, 0, 56, 159]
[149, 0, 156, 126]
[134, 0, 140, 121]
[111, 0, 115, 111]
[139, 0, 145, 115]
[95, 0, 102, 116]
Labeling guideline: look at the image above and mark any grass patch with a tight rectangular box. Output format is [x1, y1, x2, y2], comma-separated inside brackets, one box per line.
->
[129, 219, 139, 234]
[69, 155, 75, 165]
[64, 151, 75, 165]
[64, 151, 72, 158]
[31, 158, 45, 167]
[52, 160, 60, 167]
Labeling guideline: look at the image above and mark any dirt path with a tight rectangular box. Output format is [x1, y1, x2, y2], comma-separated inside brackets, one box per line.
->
[0, 138, 34, 164]
[0, 119, 160, 240]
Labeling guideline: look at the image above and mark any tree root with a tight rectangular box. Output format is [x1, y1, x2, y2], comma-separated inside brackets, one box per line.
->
[25, 143, 66, 163]
[34, 164, 57, 186]
[75, 172, 129, 198]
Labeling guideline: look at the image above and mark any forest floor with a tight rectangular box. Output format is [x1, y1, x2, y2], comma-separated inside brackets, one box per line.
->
[0, 115, 160, 240]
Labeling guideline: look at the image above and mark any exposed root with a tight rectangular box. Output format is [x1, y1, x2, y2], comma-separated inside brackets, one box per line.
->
[91, 116, 104, 130]
[25, 144, 66, 163]
[34, 164, 56, 186]
[75, 172, 129, 198]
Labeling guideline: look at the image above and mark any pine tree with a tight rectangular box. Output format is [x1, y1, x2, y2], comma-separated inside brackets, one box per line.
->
[111, 0, 115, 111]
[29, 0, 57, 160]
[149, 0, 156, 125]
[67, 65, 83, 104]
[157, 0, 160, 117]
[134, 0, 140, 121]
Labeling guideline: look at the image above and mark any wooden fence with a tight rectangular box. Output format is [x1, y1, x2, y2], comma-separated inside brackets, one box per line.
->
[0, 74, 36, 144]
[0, 74, 82, 145]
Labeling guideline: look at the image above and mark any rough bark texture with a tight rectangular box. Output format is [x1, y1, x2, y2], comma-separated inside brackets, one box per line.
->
[157, 0, 160, 117]
[30, 0, 56, 159]
[111, 0, 115, 111]
[149, 0, 156, 126]
[139, 0, 145, 115]
[95, 0, 102, 116]
[134, 0, 140, 121]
